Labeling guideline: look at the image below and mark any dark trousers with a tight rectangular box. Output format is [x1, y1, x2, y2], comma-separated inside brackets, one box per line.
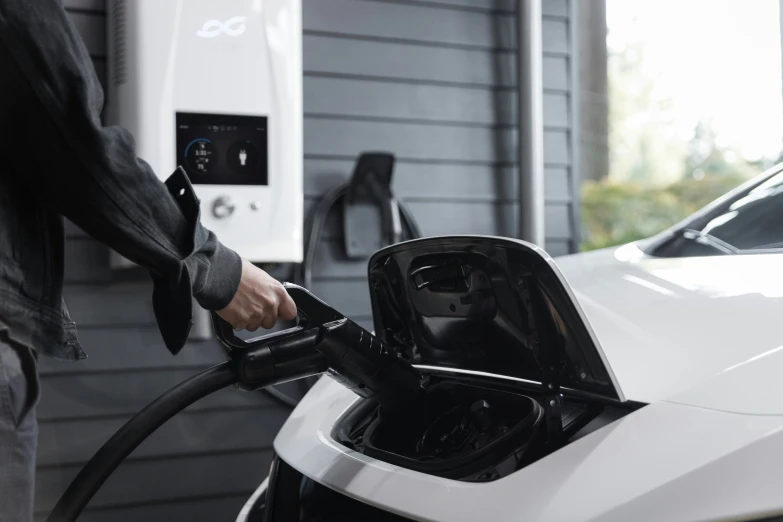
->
[0, 338, 39, 522]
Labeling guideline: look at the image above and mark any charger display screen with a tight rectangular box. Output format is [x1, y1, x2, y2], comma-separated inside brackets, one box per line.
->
[176, 112, 268, 186]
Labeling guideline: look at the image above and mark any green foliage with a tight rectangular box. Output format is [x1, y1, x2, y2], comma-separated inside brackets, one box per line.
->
[580, 174, 748, 251]
[587, 31, 776, 253]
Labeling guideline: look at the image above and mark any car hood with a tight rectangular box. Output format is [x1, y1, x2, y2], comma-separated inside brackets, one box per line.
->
[555, 242, 783, 404]
[367, 235, 624, 401]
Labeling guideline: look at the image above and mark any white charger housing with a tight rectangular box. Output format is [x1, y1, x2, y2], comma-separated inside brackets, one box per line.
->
[106, 0, 303, 266]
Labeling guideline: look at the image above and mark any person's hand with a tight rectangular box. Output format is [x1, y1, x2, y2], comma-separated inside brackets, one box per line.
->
[216, 259, 297, 331]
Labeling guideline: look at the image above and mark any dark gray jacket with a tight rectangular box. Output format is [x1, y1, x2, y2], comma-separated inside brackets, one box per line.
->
[0, 1, 242, 360]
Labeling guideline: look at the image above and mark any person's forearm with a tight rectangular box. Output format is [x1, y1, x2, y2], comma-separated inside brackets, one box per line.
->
[0, 0, 242, 311]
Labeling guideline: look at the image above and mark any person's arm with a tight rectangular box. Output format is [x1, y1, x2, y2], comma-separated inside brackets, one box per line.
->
[0, 1, 295, 351]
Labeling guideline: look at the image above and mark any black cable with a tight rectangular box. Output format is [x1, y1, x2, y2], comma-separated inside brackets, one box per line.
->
[297, 185, 421, 290]
[46, 362, 238, 522]
[301, 183, 349, 290]
[399, 201, 422, 239]
[267, 179, 423, 408]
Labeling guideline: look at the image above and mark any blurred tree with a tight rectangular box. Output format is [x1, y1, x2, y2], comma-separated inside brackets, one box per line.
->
[579, 29, 777, 252]
[607, 38, 686, 186]
[683, 120, 770, 181]
[581, 174, 752, 251]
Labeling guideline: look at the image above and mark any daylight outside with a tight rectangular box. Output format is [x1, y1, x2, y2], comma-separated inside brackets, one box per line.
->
[580, 0, 783, 251]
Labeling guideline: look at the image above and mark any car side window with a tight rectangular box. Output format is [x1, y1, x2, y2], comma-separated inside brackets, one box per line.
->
[702, 180, 783, 250]
[648, 170, 783, 257]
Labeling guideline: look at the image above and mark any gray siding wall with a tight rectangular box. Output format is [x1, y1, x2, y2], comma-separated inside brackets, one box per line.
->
[36, 0, 579, 519]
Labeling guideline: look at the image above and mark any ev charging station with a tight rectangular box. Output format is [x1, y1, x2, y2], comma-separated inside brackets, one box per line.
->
[106, 0, 303, 268]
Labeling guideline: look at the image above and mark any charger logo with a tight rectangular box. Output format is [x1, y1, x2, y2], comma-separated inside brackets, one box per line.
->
[197, 16, 247, 38]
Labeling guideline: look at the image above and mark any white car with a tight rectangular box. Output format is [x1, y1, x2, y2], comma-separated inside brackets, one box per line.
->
[238, 164, 783, 522]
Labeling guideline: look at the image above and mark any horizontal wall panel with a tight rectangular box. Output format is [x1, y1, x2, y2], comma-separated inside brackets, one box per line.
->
[69, 12, 105, 57]
[63, 0, 105, 11]
[545, 203, 572, 240]
[38, 328, 226, 375]
[305, 34, 515, 88]
[305, 158, 516, 199]
[543, 55, 569, 91]
[305, 77, 568, 128]
[305, 36, 567, 91]
[544, 92, 569, 128]
[544, 129, 570, 165]
[393, 0, 516, 12]
[542, 18, 569, 55]
[38, 369, 276, 420]
[305, 159, 570, 203]
[305, 118, 514, 163]
[46, 495, 249, 522]
[305, 76, 515, 125]
[305, 119, 569, 165]
[38, 407, 286, 467]
[304, 197, 572, 243]
[404, 0, 572, 17]
[545, 167, 572, 201]
[64, 283, 156, 326]
[543, 0, 569, 17]
[35, 450, 270, 512]
[405, 201, 572, 239]
[305, 0, 515, 50]
[64, 239, 110, 284]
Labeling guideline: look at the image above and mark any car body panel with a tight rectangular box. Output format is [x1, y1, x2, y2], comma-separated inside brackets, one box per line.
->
[666, 343, 783, 415]
[555, 242, 783, 404]
[273, 374, 783, 522]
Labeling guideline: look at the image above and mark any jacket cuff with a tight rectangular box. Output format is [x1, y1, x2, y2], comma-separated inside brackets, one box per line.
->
[150, 168, 243, 355]
[192, 241, 242, 311]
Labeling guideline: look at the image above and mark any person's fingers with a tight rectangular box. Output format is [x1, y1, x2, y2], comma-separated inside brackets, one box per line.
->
[243, 307, 265, 332]
[278, 292, 297, 320]
[232, 321, 249, 331]
[260, 313, 276, 330]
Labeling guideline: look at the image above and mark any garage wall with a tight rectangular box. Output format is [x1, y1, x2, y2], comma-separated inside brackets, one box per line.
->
[36, 0, 579, 520]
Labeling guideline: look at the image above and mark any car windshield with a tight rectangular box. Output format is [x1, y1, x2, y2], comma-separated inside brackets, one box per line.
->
[647, 166, 783, 257]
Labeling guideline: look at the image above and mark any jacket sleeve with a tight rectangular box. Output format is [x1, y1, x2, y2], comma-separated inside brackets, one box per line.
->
[0, 1, 243, 353]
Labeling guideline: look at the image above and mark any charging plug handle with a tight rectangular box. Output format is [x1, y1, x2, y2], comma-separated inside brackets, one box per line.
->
[212, 283, 423, 410]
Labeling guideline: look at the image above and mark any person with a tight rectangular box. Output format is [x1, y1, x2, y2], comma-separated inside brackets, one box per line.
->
[0, 1, 298, 520]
